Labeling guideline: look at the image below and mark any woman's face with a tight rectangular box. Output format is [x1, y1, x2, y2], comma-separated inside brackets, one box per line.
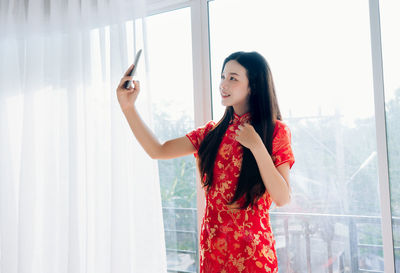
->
[219, 60, 251, 114]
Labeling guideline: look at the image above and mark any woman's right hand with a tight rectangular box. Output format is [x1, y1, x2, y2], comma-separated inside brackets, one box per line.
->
[116, 64, 140, 110]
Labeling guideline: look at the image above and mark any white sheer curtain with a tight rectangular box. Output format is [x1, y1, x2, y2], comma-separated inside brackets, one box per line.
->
[0, 1, 167, 273]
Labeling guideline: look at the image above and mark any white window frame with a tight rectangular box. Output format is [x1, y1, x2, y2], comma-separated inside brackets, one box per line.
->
[369, 0, 395, 272]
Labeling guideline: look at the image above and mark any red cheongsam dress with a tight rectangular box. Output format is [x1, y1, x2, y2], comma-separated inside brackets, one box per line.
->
[186, 112, 295, 273]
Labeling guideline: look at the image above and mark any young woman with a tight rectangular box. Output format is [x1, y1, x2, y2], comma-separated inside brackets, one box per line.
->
[116, 51, 294, 273]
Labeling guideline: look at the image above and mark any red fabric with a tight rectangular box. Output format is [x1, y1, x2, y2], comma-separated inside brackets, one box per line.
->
[186, 113, 295, 273]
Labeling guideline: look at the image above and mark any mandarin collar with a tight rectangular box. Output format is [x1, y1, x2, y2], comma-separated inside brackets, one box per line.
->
[232, 112, 251, 125]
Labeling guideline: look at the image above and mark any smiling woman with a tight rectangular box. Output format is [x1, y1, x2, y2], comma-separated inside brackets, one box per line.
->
[209, 0, 390, 272]
[192, 51, 294, 272]
[118, 48, 294, 272]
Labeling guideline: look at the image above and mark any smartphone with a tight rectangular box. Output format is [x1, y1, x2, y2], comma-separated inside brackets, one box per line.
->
[124, 49, 142, 89]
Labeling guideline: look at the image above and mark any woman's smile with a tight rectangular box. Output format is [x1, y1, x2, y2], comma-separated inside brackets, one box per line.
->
[221, 92, 230, 98]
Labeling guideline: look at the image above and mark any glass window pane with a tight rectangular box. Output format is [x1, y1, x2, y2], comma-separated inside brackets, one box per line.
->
[139, 8, 198, 272]
[208, 0, 384, 272]
[380, 0, 400, 271]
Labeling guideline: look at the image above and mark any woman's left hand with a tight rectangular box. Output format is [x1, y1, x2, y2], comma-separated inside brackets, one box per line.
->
[235, 123, 263, 151]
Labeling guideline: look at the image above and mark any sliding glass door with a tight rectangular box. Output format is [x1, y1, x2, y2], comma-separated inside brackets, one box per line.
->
[208, 0, 385, 272]
[134, 7, 199, 272]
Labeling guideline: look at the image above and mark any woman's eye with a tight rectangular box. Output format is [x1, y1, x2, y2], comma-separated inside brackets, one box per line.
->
[230, 77, 236, 81]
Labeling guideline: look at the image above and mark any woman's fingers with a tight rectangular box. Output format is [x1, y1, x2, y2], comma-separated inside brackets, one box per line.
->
[118, 67, 140, 95]
[235, 124, 245, 135]
[118, 65, 135, 89]
[119, 76, 134, 89]
[132, 80, 140, 90]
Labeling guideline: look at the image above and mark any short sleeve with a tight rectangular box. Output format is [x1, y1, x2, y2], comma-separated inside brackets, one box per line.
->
[271, 120, 295, 168]
[186, 121, 216, 157]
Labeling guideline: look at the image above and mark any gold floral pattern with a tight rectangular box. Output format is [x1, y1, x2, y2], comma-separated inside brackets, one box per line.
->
[186, 113, 295, 273]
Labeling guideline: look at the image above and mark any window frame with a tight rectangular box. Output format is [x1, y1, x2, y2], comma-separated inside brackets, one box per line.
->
[144, 1, 212, 271]
[369, 0, 396, 271]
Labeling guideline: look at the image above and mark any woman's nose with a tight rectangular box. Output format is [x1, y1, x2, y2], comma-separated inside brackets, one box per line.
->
[220, 81, 227, 91]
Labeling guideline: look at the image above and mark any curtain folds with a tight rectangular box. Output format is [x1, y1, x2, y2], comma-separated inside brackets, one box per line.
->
[0, 0, 146, 37]
[0, 1, 167, 273]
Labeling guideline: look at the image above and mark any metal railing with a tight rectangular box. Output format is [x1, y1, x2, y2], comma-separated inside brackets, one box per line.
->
[162, 207, 400, 273]
[269, 212, 400, 273]
[163, 207, 199, 273]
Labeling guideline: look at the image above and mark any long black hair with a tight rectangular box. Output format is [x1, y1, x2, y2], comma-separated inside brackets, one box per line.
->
[197, 51, 282, 209]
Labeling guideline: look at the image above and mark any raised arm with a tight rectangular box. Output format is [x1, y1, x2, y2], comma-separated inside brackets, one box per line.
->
[116, 65, 196, 160]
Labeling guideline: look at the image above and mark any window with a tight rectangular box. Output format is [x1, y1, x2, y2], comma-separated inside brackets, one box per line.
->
[135, 7, 199, 272]
[208, 0, 384, 271]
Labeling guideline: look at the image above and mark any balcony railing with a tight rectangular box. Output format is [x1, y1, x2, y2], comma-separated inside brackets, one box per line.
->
[162, 207, 400, 273]
[163, 207, 199, 273]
